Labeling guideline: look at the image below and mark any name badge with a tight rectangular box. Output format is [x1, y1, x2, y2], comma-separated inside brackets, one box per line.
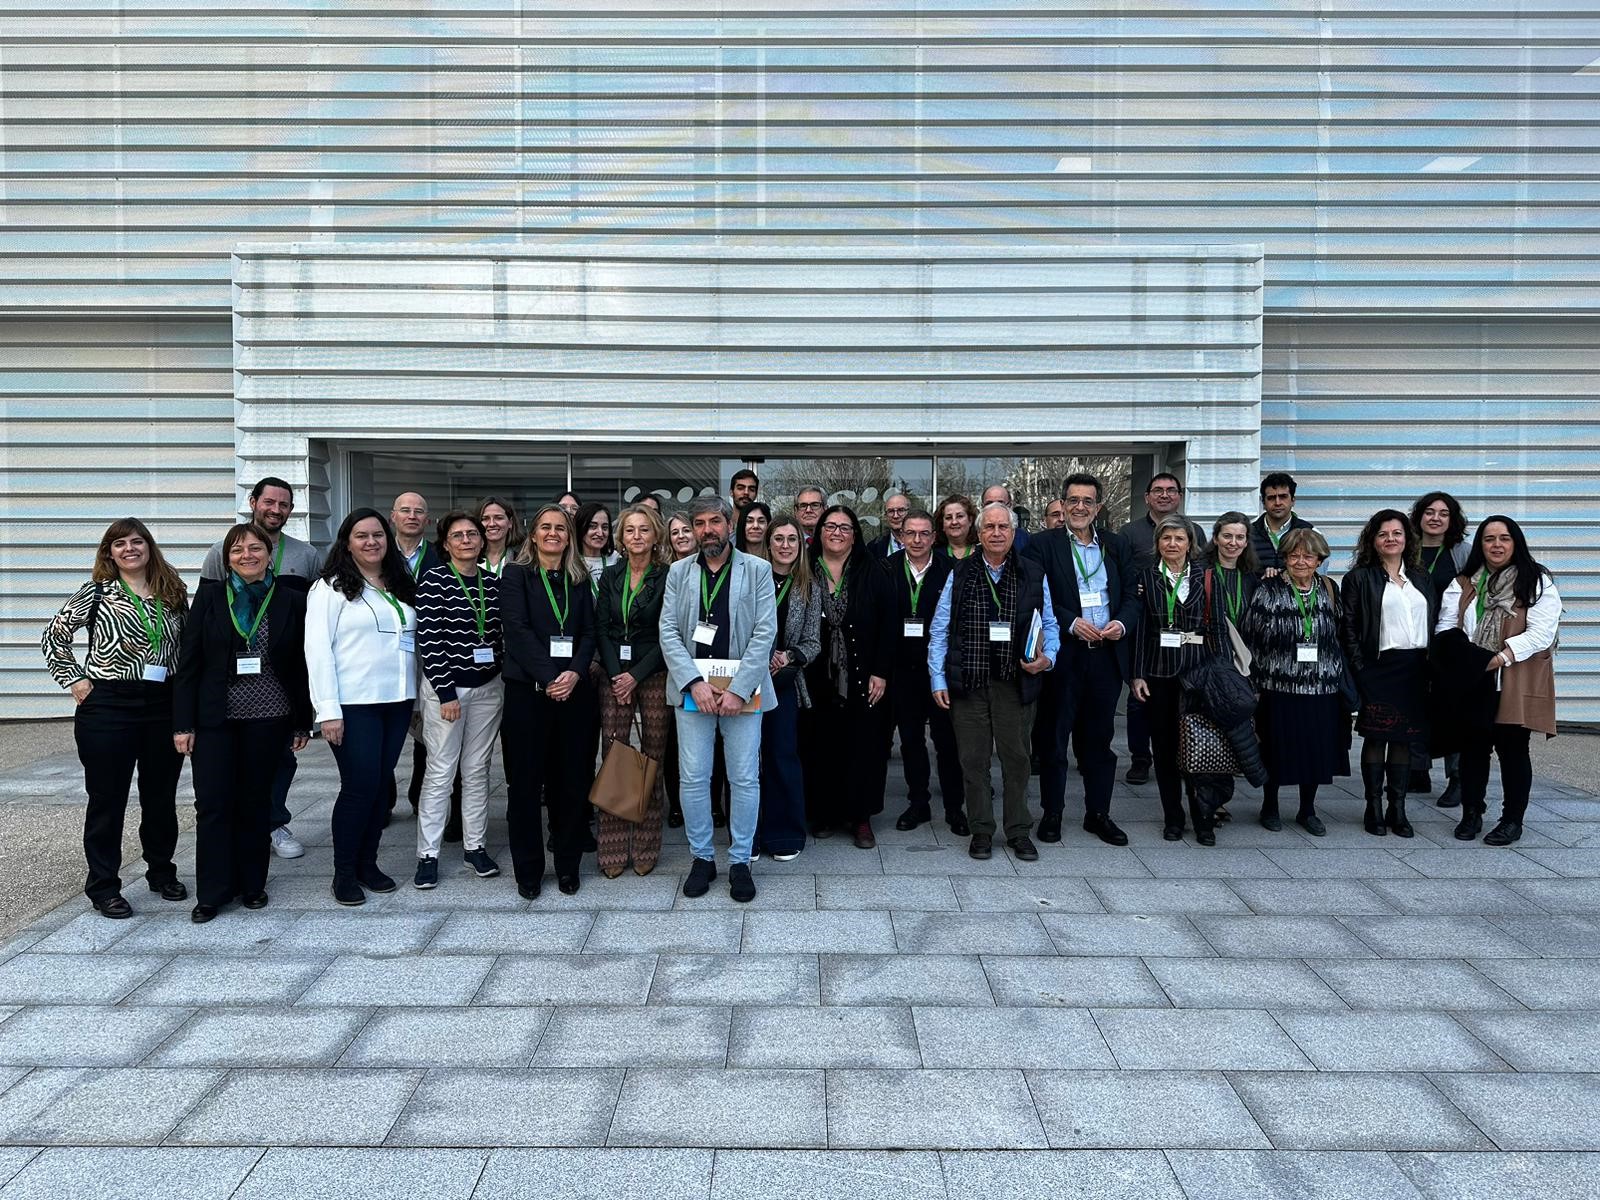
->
[398, 631, 415, 653]
[550, 635, 574, 659]
[1078, 590, 1102, 609]
[1159, 630, 1184, 650]
[693, 621, 718, 646]
[903, 621, 925, 638]
[235, 655, 262, 676]
[1296, 643, 1320, 663]
[619, 644, 633, 662]
[472, 646, 496, 665]
[988, 622, 1011, 643]
[141, 663, 168, 683]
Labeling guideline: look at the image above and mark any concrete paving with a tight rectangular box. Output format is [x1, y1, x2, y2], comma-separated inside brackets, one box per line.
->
[0, 726, 1597, 1194]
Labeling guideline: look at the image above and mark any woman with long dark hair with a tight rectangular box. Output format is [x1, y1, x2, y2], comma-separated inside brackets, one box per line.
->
[759, 514, 822, 860]
[935, 494, 979, 560]
[476, 495, 522, 578]
[1197, 511, 1261, 826]
[1339, 509, 1439, 839]
[42, 517, 191, 918]
[1408, 490, 1471, 803]
[737, 501, 773, 560]
[574, 501, 619, 592]
[306, 508, 418, 905]
[1436, 516, 1561, 846]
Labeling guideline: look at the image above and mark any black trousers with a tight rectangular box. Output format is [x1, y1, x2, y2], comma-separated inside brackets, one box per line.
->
[1126, 689, 1152, 763]
[191, 716, 292, 906]
[74, 680, 182, 902]
[503, 678, 596, 885]
[808, 693, 894, 827]
[1459, 722, 1534, 824]
[1038, 646, 1122, 818]
[329, 701, 413, 877]
[1145, 676, 1203, 830]
[890, 672, 964, 817]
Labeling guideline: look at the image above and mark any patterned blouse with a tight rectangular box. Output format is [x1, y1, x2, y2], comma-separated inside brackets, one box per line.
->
[41, 580, 185, 688]
[225, 614, 292, 722]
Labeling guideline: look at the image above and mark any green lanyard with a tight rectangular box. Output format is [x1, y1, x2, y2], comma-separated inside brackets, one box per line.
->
[621, 565, 650, 635]
[118, 580, 163, 655]
[775, 573, 793, 607]
[701, 560, 732, 620]
[405, 545, 425, 580]
[540, 569, 570, 634]
[1158, 562, 1182, 627]
[1291, 582, 1316, 642]
[225, 580, 275, 644]
[1266, 515, 1291, 549]
[271, 537, 285, 575]
[984, 564, 1004, 618]
[903, 555, 926, 613]
[818, 560, 847, 599]
[1475, 570, 1490, 623]
[1221, 566, 1243, 624]
[372, 584, 408, 635]
[450, 563, 487, 640]
[1423, 545, 1444, 574]
[1071, 535, 1100, 591]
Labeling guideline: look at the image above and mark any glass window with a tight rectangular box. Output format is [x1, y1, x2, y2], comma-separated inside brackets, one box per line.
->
[572, 455, 738, 516]
[758, 457, 935, 537]
[353, 450, 568, 526]
[935, 454, 1134, 533]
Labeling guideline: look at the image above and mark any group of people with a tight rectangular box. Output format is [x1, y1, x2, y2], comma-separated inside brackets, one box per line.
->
[43, 466, 1561, 917]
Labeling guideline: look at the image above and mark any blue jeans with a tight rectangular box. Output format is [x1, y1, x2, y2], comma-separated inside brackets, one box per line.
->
[328, 700, 413, 876]
[758, 679, 807, 856]
[676, 706, 762, 865]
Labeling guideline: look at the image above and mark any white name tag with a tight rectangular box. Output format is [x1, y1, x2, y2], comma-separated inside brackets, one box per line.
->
[472, 646, 495, 665]
[1297, 644, 1320, 663]
[903, 621, 925, 638]
[619, 644, 633, 662]
[550, 635, 574, 659]
[693, 621, 718, 646]
[1079, 590, 1102, 609]
[988, 622, 1011, 643]
[141, 664, 168, 683]
[1159, 630, 1184, 650]
[398, 631, 415, 653]
[235, 655, 262, 676]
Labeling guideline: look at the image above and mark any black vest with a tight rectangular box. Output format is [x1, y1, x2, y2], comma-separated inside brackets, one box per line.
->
[942, 551, 1048, 705]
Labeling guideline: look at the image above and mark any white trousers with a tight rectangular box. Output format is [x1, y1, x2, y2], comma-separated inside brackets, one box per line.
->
[417, 675, 504, 858]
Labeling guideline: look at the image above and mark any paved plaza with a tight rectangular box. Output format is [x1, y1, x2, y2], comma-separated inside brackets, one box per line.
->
[0, 738, 1596, 1198]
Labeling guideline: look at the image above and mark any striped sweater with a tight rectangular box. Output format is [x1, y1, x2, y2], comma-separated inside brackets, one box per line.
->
[415, 563, 503, 703]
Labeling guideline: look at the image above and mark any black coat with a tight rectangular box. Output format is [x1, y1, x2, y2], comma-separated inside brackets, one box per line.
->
[942, 550, 1049, 706]
[1179, 655, 1269, 786]
[1249, 513, 1316, 575]
[883, 549, 953, 680]
[500, 561, 597, 686]
[594, 559, 668, 681]
[1025, 527, 1141, 678]
[805, 551, 897, 704]
[173, 578, 313, 733]
[1338, 563, 1440, 676]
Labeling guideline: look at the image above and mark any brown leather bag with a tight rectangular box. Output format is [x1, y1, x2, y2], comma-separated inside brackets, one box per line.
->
[588, 715, 658, 824]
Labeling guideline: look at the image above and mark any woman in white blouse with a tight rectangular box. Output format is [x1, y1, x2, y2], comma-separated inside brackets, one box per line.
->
[1435, 516, 1561, 846]
[305, 508, 419, 905]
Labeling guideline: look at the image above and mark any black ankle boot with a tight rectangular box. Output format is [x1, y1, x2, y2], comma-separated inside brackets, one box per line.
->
[1384, 763, 1415, 838]
[1454, 804, 1484, 841]
[1361, 762, 1387, 836]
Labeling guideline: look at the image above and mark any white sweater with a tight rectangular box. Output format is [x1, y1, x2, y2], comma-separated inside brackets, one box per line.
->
[305, 578, 418, 723]
[1436, 574, 1562, 666]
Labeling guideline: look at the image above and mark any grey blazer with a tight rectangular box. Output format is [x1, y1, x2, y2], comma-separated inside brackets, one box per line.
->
[780, 578, 823, 710]
[659, 549, 779, 711]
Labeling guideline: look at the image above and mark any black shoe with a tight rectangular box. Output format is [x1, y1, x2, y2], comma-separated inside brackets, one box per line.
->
[811, 822, 836, 840]
[667, 803, 685, 829]
[1259, 808, 1283, 832]
[729, 863, 757, 903]
[331, 875, 365, 906]
[968, 834, 993, 860]
[1362, 762, 1387, 836]
[1083, 814, 1129, 847]
[682, 857, 717, 898]
[413, 857, 439, 890]
[895, 806, 931, 832]
[464, 848, 501, 878]
[1385, 766, 1415, 838]
[241, 891, 269, 909]
[852, 821, 876, 850]
[190, 904, 218, 924]
[557, 873, 580, 895]
[1437, 778, 1462, 809]
[518, 881, 541, 900]
[1124, 759, 1151, 786]
[357, 867, 397, 893]
[946, 812, 970, 837]
[151, 879, 187, 902]
[1036, 813, 1063, 844]
[1007, 835, 1039, 862]
[1454, 811, 1484, 841]
[1483, 820, 1523, 847]
[1162, 824, 1183, 842]
[91, 894, 133, 919]
[1213, 806, 1232, 825]
[1296, 812, 1327, 838]
[1196, 827, 1216, 847]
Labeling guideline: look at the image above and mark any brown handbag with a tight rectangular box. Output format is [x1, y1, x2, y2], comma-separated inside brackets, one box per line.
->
[588, 715, 658, 824]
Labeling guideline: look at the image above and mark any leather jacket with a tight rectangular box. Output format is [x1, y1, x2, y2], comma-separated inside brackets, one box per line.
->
[1338, 563, 1440, 677]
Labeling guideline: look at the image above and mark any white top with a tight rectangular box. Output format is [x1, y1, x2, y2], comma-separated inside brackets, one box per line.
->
[582, 553, 620, 583]
[1436, 574, 1563, 664]
[1379, 577, 1431, 652]
[304, 578, 418, 723]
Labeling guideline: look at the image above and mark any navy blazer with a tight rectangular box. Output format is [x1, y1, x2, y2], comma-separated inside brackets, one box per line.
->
[1024, 527, 1140, 677]
[172, 578, 313, 733]
[500, 561, 597, 687]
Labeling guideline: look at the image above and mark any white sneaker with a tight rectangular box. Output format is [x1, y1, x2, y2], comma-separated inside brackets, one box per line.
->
[771, 849, 801, 862]
[270, 826, 305, 859]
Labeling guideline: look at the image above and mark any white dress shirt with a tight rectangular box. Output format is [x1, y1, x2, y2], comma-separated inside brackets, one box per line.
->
[305, 579, 418, 723]
[1379, 577, 1430, 652]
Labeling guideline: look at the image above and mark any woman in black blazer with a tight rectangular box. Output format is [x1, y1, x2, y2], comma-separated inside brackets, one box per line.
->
[173, 522, 313, 923]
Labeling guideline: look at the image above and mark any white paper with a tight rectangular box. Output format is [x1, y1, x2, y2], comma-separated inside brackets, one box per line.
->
[472, 646, 495, 665]
[235, 656, 262, 676]
[141, 664, 168, 682]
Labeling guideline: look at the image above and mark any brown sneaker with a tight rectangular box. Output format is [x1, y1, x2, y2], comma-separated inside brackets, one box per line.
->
[852, 820, 876, 850]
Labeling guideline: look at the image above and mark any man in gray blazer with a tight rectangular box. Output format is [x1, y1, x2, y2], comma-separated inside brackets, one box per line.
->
[659, 495, 778, 903]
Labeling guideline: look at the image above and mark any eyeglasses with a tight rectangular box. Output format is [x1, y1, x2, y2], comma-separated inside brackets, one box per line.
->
[901, 529, 933, 539]
[820, 522, 853, 535]
[1064, 498, 1097, 509]
[1147, 487, 1180, 497]
[885, 507, 909, 517]
[796, 501, 823, 511]
[446, 530, 480, 542]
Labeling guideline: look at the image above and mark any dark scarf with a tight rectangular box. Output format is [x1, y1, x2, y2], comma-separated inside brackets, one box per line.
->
[228, 569, 273, 639]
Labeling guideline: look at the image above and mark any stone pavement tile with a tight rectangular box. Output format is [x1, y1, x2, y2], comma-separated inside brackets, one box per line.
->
[0, 1005, 191, 1067]
[1128, 848, 1289, 879]
[169, 1067, 421, 1146]
[1040, 914, 1214, 958]
[893, 913, 1054, 955]
[670, 873, 818, 912]
[912, 1006, 1114, 1070]
[113, 912, 302, 957]
[1227, 879, 1395, 916]
[380, 881, 534, 912]
[941, 1149, 1184, 1199]
[950, 876, 1104, 913]
[1508, 879, 1600, 913]
[743, 911, 897, 954]
[425, 912, 594, 954]
[814, 875, 959, 912]
[389, 1068, 622, 1147]
[649, 955, 818, 1006]
[820, 955, 993, 1007]
[757, 842, 883, 876]
[0, 1148, 262, 1200]
[1341, 915, 1539, 959]
[1365, 879, 1549, 915]
[1148, 959, 1346, 1009]
[340, 1007, 549, 1068]
[1027, 1069, 1268, 1149]
[1517, 849, 1600, 878]
[1009, 846, 1152, 878]
[1398, 849, 1560, 880]
[296, 955, 495, 1007]
[1192, 916, 1375, 958]
[1452, 1011, 1600, 1072]
[0, 953, 169, 1005]
[730, 1006, 920, 1068]
[504, 874, 680, 911]
[481, 1148, 712, 1200]
[0, 1067, 219, 1145]
[147, 1006, 371, 1068]
[25, 912, 140, 955]
[1273, 1010, 1507, 1072]
[475, 954, 658, 1006]
[0, 1069, 25, 1098]
[1087, 879, 1253, 915]
[1470, 958, 1600, 1009]
[1230, 1072, 1491, 1150]
[1167, 1150, 1426, 1200]
[982, 955, 1169, 1009]
[266, 913, 446, 957]
[535, 1006, 730, 1068]
[1394, 1150, 1600, 1200]
[828, 1068, 1045, 1149]
[1261, 849, 1424, 880]
[233, 1148, 487, 1200]
[1093, 1009, 1312, 1071]
[125, 957, 331, 1007]
[1309, 959, 1520, 1010]
[0, 1149, 40, 1193]
[1491, 915, 1600, 956]
[611, 1069, 825, 1148]
[1430, 1072, 1600, 1150]
[876, 846, 1015, 877]
[714, 1149, 944, 1200]
[585, 912, 743, 954]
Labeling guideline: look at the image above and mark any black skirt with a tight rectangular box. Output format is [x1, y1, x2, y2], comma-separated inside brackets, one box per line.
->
[1257, 689, 1351, 785]
[1355, 647, 1429, 742]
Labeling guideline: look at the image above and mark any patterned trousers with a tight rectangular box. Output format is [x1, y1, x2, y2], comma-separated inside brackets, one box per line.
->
[595, 669, 670, 876]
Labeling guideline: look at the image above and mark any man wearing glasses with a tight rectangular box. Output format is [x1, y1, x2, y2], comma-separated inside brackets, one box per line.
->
[868, 493, 911, 559]
[794, 486, 826, 544]
[1027, 474, 1141, 845]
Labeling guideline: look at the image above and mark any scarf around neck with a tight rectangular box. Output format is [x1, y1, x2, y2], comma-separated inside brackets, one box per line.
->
[1471, 565, 1518, 654]
[228, 569, 274, 638]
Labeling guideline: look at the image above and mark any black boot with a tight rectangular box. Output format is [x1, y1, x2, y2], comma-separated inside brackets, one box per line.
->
[1258, 785, 1282, 832]
[1361, 762, 1388, 836]
[1454, 801, 1484, 841]
[1384, 763, 1415, 838]
[1190, 797, 1215, 847]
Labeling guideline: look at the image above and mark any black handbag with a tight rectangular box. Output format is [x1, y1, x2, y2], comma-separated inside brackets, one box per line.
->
[1178, 708, 1243, 776]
